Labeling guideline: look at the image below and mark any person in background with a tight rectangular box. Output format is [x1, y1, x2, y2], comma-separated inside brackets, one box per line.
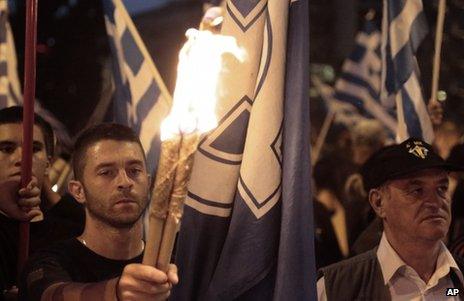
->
[344, 119, 389, 250]
[350, 119, 388, 167]
[313, 155, 352, 258]
[447, 143, 464, 256]
[433, 120, 463, 160]
[313, 197, 343, 269]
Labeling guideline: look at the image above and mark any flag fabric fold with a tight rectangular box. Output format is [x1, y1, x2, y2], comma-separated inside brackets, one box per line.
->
[102, 0, 172, 173]
[172, 0, 315, 299]
[381, 0, 433, 143]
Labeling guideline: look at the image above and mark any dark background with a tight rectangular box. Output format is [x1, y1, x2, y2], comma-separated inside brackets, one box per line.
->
[7, 0, 464, 138]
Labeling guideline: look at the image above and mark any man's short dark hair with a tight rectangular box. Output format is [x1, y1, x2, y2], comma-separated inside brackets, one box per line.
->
[0, 106, 54, 157]
[72, 123, 146, 181]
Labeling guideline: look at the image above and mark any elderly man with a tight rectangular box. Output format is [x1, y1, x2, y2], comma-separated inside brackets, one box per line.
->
[20, 123, 177, 301]
[317, 138, 464, 300]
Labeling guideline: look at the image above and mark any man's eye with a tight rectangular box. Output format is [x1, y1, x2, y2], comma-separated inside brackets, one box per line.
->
[32, 146, 43, 153]
[99, 170, 113, 176]
[128, 168, 142, 176]
[437, 186, 448, 197]
[0, 146, 14, 153]
[410, 188, 423, 196]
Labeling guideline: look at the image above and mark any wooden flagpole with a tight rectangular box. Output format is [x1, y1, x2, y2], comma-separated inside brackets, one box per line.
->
[312, 109, 335, 165]
[17, 0, 38, 278]
[430, 0, 446, 106]
[311, 76, 336, 164]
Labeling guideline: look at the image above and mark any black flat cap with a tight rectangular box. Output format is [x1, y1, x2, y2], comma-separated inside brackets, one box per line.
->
[361, 138, 463, 191]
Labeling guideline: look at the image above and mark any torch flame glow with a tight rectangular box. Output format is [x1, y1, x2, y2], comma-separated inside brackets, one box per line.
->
[161, 28, 246, 141]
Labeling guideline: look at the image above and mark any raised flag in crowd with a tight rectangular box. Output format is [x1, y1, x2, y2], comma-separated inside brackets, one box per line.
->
[333, 17, 397, 135]
[312, 76, 365, 129]
[381, 0, 434, 143]
[102, 0, 172, 173]
[172, 0, 316, 299]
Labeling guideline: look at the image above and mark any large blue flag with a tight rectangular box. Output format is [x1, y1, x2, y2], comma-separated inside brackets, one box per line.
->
[381, 0, 433, 142]
[172, 0, 316, 300]
[334, 18, 397, 135]
[102, 0, 172, 173]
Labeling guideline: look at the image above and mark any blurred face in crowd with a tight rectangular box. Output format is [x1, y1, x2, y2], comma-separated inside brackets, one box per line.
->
[0, 123, 50, 219]
[69, 139, 149, 228]
[371, 168, 451, 244]
[352, 144, 376, 166]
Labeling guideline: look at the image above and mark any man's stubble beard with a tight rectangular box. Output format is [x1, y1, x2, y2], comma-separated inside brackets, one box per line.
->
[84, 187, 149, 229]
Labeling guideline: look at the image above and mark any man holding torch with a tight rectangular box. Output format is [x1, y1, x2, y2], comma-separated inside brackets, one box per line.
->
[19, 123, 178, 301]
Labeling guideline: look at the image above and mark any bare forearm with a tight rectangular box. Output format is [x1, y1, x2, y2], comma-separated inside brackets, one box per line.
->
[40, 278, 118, 301]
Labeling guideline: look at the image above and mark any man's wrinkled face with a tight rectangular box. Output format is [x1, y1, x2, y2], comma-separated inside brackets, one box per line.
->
[78, 140, 149, 228]
[0, 124, 49, 218]
[381, 169, 451, 243]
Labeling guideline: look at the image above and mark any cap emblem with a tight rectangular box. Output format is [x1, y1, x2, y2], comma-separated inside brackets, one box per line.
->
[406, 141, 429, 159]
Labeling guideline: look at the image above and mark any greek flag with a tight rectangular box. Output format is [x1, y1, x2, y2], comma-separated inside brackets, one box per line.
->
[102, 0, 172, 172]
[381, 0, 433, 143]
[172, 0, 316, 299]
[334, 18, 397, 134]
[313, 76, 366, 128]
[0, 1, 22, 108]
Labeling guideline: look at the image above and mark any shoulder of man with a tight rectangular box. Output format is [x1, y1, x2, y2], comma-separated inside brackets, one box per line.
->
[18, 239, 80, 301]
[317, 248, 377, 280]
[318, 248, 390, 301]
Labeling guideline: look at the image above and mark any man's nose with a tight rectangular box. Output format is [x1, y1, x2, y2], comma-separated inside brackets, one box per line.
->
[12, 147, 22, 166]
[116, 170, 134, 190]
[424, 190, 443, 209]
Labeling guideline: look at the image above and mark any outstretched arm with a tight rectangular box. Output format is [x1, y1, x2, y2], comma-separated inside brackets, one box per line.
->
[39, 264, 178, 301]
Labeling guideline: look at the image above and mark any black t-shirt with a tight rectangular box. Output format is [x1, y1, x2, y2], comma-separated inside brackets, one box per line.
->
[0, 194, 84, 297]
[20, 238, 143, 301]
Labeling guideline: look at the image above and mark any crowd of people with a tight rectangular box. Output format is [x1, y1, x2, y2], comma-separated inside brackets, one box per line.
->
[0, 104, 463, 300]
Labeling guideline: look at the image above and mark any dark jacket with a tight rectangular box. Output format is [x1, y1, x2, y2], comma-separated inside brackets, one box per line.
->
[318, 248, 464, 301]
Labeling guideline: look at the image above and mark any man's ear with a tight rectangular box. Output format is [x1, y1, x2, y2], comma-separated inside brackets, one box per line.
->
[68, 180, 86, 204]
[368, 188, 387, 218]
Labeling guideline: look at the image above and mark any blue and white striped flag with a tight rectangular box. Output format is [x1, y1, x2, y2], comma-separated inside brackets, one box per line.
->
[334, 18, 397, 134]
[0, 1, 22, 108]
[381, 0, 434, 143]
[172, 0, 316, 299]
[102, 0, 172, 172]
